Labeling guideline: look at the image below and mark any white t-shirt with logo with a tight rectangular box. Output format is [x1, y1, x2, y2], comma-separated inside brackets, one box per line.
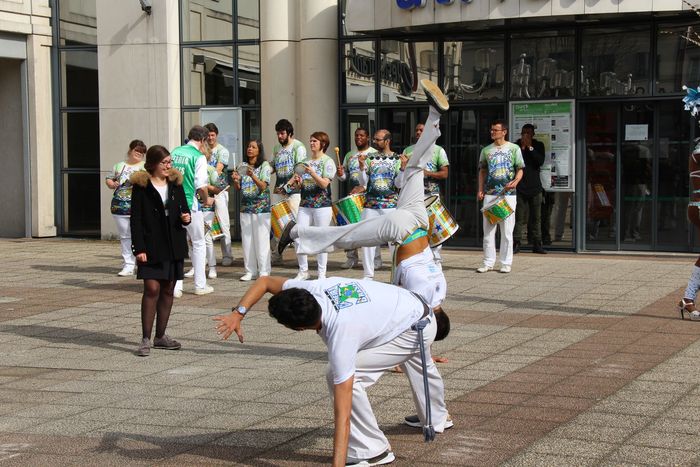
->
[282, 277, 423, 384]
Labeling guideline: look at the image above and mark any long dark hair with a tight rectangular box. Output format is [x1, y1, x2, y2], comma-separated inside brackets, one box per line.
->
[144, 145, 170, 174]
[246, 139, 266, 169]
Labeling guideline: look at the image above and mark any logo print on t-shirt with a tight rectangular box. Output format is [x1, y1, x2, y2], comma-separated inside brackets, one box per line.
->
[324, 282, 369, 311]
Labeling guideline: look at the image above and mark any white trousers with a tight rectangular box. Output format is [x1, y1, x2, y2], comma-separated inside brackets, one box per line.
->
[176, 210, 206, 292]
[296, 206, 333, 275]
[214, 190, 232, 260]
[327, 315, 448, 463]
[241, 212, 272, 276]
[393, 246, 446, 309]
[203, 211, 217, 268]
[482, 194, 517, 267]
[361, 208, 394, 278]
[271, 193, 300, 260]
[295, 107, 442, 255]
[113, 214, 135, 268]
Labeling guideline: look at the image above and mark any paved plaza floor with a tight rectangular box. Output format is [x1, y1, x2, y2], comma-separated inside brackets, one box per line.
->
[1, 238, 700, 466]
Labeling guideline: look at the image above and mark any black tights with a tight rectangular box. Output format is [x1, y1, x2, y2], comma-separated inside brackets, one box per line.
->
[141, 279, 175, 340]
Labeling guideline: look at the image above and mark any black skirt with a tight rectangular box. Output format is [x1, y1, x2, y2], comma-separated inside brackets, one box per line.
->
[137, 259, 184, 281]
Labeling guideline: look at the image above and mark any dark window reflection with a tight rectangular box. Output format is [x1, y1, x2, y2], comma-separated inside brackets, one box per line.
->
[61, 50, 98, 107]
[509, 32, 575, 99]
[64, 173, 101, 234]
[657, 23, 700, 94]
[62, 112, 99, 169]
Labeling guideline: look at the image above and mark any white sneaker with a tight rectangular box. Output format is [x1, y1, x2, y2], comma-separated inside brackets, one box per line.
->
[476, 265, 493, 273]
[117, 266, 135, 277]
[342, 258, 356, 269]
[173, 289, 183, 298]
[318, 274, 326, 280]
[184, 268, 195, 278]
[194, 285, 214, 295]
[500, 265, 512, 273]
[294, 271, 310, 281]
[240, 273, 254, 281]
[208, 268, 217, 279]
[221, 256, 233, 266]
[363, 276, 373, 281]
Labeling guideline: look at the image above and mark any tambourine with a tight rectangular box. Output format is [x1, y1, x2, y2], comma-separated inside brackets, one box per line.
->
[236, 163, 250, 176]
[294, 162, 308, 175]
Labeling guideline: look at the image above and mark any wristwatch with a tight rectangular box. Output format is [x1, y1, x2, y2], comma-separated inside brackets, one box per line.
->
[233, 305, 248, 316]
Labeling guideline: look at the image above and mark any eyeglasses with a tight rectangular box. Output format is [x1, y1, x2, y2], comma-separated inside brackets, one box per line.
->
[160, 159, 173, 166]
[490, 129, 505, 133]
[373, 138, 386, 142]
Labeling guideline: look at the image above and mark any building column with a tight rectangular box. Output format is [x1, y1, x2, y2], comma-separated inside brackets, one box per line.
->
[96, 0, 181, 239]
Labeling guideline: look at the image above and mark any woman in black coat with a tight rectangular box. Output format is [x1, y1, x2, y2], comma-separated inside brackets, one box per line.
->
[130, 145, 191, 356]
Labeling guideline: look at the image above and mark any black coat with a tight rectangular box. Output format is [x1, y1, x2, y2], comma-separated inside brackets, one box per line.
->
[515, 138, 546, 198]
[129, 171, 190, 263]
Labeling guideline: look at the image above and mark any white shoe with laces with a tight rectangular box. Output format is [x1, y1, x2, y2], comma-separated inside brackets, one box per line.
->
[294, 271, 309, 281]
[240, 273, 253, 281]
[208, 268, 217, 279]
[117, 266, 135, 277]
[194, 285, 214, 295]
[476, 265, 493, 273]
[500, 265, 511, 273]
[184, 268, 194, 278]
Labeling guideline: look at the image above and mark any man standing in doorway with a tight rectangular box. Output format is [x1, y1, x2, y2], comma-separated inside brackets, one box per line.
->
[513, 123, 547, 254]
[204, 123, 233, 266]
[172, 125, 214, 296]
[477, 119, 524, 274]
[270, 119, 307, 265]
[403, 122, 449, 262]
[336, 127, 378, 269]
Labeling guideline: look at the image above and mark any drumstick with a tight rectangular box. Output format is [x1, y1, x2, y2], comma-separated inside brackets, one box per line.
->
[334, 147, 341, 167]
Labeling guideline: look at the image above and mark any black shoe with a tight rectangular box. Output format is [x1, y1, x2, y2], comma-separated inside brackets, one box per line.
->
[533, 242, 547, 254]
[420, 79, 449, 114]
[513, 241, 520, 255]
[277, 220, 296, 255]
[542, 238, 552, 246]
[345, 450, 395, 466]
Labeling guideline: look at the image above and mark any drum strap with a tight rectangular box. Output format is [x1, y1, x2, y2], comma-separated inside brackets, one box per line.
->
[409, 291, 435, 443]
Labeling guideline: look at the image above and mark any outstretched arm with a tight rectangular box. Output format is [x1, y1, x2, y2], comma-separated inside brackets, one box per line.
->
[213, 276, 288, 342]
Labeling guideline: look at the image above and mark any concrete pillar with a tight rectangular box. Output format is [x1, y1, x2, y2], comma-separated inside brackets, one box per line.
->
[96, 0, 181, 239]
[26, 33, 57, 237]
[260, 0, 300, 155]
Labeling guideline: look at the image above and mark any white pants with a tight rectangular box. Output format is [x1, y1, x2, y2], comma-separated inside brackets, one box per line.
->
[294, 107, 442, 255]
[271, 193, 300, 260]
[327, 314, 448, 463]
[393, 246, 446, 309]
[241, 212, 272, 276]
[214, 190, 232, 260]
[296, 206, 333, 275]
[176, 210, 206, 292]
[361, 208, 394, 278]
[482, 194, 517, 267]
[203, 211, 217, 268]
[113, 214, 135, 268]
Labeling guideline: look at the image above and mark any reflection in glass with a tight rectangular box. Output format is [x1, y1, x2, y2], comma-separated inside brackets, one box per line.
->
[63, 173, 100, 234]
[62, 112, 99, 169]
[343, 41, 376, 103]
[59, 0, 97, 46]
[379, 41, 438, 103]
[181, 0, 233, 42]
[238, 45, 260, 105]
[443, 40, 504, 101]
[581, 27, 650, 97]
[182, 46, 234, 106]
[509, 33, 574, 99]
[60, 50, 98, 107]
[657, 102, 690, 249]
[657, 23, 700, 94]
[379, 109, 427, 153]
[620, 106, 653, 247]
[237, 0, 259, 40]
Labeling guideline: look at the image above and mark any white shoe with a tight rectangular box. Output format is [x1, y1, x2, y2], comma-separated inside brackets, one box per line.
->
[476, 265, 493, 273]
[117, 266, 135, 277]
[363, 276, 373, 281]
[173, 289, 183, 298]
[294, 271, 310, 281]
[259, 272, 270, 277]
[184, 268, 194, 278]
[194, 285, 214, 295]
[208, 268, 217, 279]
[221, 256, 233, 266]
[342, 258, 356, 269]
[500, 265, 512, 273]
[240, 273, 254, 281]
[318, 274, 326, 280]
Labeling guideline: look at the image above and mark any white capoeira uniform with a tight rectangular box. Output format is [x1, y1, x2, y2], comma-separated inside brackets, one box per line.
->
[292, 106, 443, 254]
[393, 246, 446, 309]
[282, 277, 449, 464]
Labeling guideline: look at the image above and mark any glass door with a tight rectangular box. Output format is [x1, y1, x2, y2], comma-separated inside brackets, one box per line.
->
[446, 105, 504, 247]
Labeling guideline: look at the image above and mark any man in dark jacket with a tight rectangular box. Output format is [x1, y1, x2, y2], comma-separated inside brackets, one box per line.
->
[513, 124, 547, 254]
